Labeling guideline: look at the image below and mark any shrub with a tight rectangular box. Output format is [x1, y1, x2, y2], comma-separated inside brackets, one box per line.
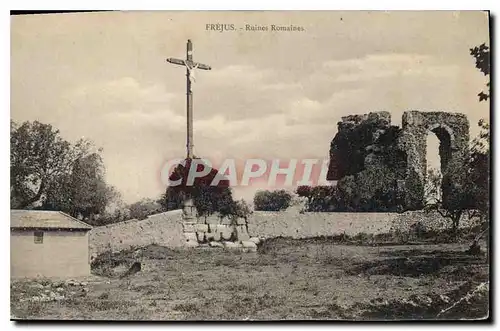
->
[253, 190, 292, 211]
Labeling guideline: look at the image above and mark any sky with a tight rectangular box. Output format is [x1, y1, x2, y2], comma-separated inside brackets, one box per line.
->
[11, 11, 490, 203]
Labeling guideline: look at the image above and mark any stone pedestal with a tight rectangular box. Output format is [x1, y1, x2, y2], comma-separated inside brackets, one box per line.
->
[182, 196, 199, 247]
[182, 197, 196, 221]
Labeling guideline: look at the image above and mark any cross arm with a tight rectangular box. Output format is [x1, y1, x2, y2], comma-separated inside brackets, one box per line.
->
[166, 58, 212, 70]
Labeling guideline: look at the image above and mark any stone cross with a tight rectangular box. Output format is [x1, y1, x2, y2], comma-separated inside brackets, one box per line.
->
[166, 39, 211, 159]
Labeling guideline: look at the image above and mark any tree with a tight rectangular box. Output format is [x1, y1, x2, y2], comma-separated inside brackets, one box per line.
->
[158, 186, 184, 211]
[424, 169, 469, 236]
[41, 153, 117, 221]
[10, 121, 95, 209]
[424, 167, 442, 205]
[468, 43, 490, 218]
[165, 158, 236, 217]
[230, 199, 253, 219]
[296, 186, 313, 206]
[424, 120, 490, 236]
[422, 43, 491, 235]
[296, 185, 336, 212]
[470, 43, 490, 101]
[11, 120, 119, 222]
[92, 194, 130, 226]
[194, 184, 235, 217]
[468, 119, 490, 220]
[128, 198, 163, 220]
[253, 189, 292, 211]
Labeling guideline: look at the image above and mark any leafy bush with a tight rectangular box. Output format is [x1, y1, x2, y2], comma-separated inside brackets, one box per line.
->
[253, 189, 292, 211]
[163, 158, 241, 217]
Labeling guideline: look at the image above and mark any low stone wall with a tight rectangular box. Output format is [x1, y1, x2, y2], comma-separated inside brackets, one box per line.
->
[90, 208, 479, 255]
[89, 210, 184, 255]
[89, 210, 257, 255]
[247, 210, 478, 239]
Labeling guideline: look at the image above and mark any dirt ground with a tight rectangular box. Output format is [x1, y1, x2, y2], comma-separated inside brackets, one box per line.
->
[10, 238, 489, 321]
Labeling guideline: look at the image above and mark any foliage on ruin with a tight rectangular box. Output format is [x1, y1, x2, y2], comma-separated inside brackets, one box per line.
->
[335, 165, 403, 212]
[325, 112, 407, 212]
[328, 114, 406, 180]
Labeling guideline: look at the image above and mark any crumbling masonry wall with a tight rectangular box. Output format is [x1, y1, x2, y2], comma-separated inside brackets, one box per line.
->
[328, 111, 469, 210]
[327, 111, 406, 180]
[400, 111, 469, 209]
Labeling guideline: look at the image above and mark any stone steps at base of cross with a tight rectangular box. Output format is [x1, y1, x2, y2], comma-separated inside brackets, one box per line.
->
[180, 232, 261, 252]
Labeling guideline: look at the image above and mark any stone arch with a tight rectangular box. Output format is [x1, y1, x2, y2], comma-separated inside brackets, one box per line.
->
[401, 111, 469, 209]
[427, 124, 452, 174]
[427, 123, 455, 147]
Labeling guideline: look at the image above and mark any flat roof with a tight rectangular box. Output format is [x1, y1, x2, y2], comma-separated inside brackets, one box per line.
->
[10, 210, 93, 231]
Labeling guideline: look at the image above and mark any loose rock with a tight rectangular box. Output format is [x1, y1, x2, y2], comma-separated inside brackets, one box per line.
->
[248, 237, 260, 245]
[223, 241, 241, 249]
[242, 240, 257, 247]
[241, 241, 257, 252]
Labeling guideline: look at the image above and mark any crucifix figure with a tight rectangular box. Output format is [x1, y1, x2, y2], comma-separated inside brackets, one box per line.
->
[167, 39, 211, 159]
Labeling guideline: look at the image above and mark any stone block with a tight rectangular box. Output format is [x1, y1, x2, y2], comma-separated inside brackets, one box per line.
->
[196, 232, 206, 242]
[216, 224, 229, 232]
[205, 231, 215, 241]
[184, 232, 197, 243]
[185, 240, 199, 248]
[197, 217, 207, 224]
[183, 223, 196, 233]
[236, 225, 250, 241]
[209, 241, 224, 248]
[223, 241, 241, 249]
[248, 237, 260, 245]
[242, 240, 258, 248]
[221, 217, 233, 225]
[236, 217, 247, 225]
[206, 216, 220, 225]
[211, 231, 221, 241]
[241, 241, 257, 252]
[221, 227, 233, 240]
[183, 214, 196, 223]
[195, 224, 209, 232]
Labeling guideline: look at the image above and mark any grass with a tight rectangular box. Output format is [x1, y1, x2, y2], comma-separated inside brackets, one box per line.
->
[173, 302, 200, 313]
[11, 239, 489, 321]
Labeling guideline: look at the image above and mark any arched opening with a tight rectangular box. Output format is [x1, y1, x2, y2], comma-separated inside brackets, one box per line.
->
[424, 126, 452, 205]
